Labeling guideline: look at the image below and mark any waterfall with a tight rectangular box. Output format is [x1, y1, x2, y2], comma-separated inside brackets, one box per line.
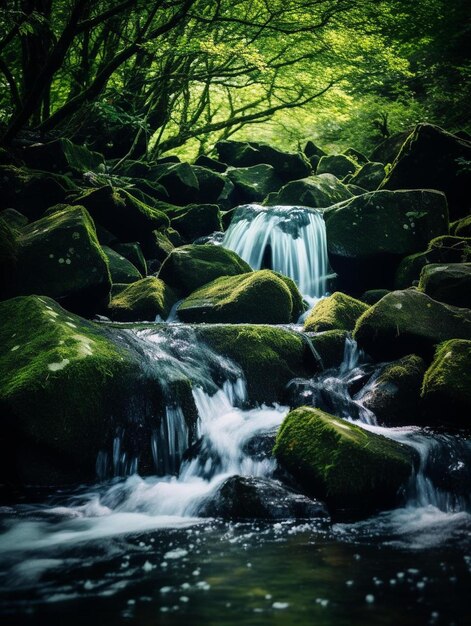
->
[222, 204, 330, 299]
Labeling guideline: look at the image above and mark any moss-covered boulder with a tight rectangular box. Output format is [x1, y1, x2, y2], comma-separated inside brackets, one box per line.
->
[162, 203, 222, 242]
[308, 330, 350, 369]
[354, 289, 471, 360]
[216, 140, 310, 182]
[360, 355, 426, 425]
[316, 154, 357, 178]
[360, 289, 391, 305]
[0, 296, 197, 485]
[112, 242, 147, 277]
[13, 205, 111, 315]
[192, 166, 227, 203]
[381, 124, 471, 219]
[195, 324, 318, 404]
[74, 186, 169, 244]
[108, 277, 177, 321]
[324, 189, 449, 292]
[304, 292, 369, 332]
[421, 339, 471, 422]
[343, 147, 369, 165]
[150, 162, 199, 205]
[158, 244, 251, 295]
[102, 245, 143, 284]
[141, 229, 175, 263]
[178, 270, 298, 324]
[395, 236, 471, 288]
[304, 140, 327, 160]
[225, 164, 283, 204]
[369, 128, 412, 165]
[265, 174, 352, 208]
[418, 263, 471, 309]
[194, 154, 227, 173]
[0, 165, 78, 220]
[274, 406, 416, 513]
[349, 162, 386, 191]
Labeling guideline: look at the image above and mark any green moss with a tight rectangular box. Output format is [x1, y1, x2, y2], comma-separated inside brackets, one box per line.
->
[273, 406, 416, 511]
[108, 277, 177, 321]
[102, 245, 143, 284]
[195, 324, 318, 404]
[158, 244, 251, 295]
[421, 339, 471, 420]
[178, 270, 295, 324]
[304, 292, 369, 332]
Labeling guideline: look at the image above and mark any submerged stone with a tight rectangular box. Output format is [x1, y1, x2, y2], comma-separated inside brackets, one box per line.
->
[273, 406, 416, 513]
[178, 270, 299, 324]
[158, 244, 251, 295]
[304, 292, 369, 332]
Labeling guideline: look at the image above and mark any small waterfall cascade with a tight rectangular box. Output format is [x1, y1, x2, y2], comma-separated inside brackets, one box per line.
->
[222, 204, 330, 299]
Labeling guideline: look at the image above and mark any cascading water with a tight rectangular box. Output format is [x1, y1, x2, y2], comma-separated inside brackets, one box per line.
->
[222, 204, 331, 299]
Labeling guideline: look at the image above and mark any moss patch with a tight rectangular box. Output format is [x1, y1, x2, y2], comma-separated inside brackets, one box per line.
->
[305, 292, 369, 332]
[108, 277, 177, 322]
[273, 406, 416, 512]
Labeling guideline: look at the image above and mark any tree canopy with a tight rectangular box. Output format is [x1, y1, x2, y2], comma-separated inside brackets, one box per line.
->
[0, 0, 469, 157]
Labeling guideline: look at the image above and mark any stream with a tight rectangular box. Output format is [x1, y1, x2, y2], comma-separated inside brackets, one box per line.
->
[1, 204, 470, 625]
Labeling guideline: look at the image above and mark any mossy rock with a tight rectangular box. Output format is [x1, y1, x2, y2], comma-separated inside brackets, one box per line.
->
[394, 236, 471, 289]
[343, 147, 369, 165]
[225, 164, 283, 204]
[308, 330, 350, 369]
[369, 128, 412, 165]
[150, 162, 199, 205]
[0, 296, 197, 485]
[273, 406, 416, 513]
[195, 324, 319, 405]
[360, 289, 390, 305]
[158, 244, 251, 296]
[360, 355, 426, 426]
[112, 242, 147, 276]
[418, 263, 471, 308]
[20, 138, 104, 174]
[0, 208, 28, 230]
[451, 215, 471, 238]
[194, 154, 227, 173]
[13, 205, 111, 315]
[324, 189, 449, 292]
[305, 292, 369, 332]
[421, 339, 471, 423]
[316, 154, 357, 179]
[108, 277, 177, 321]
[0, 217, 19, 298]
[192, 166, 227, 203]
[265, 174, 352, 208]
[141, 229, 175, 262]
[74, 186, 169, 244]
[102, 245, 143, 284]
[349, 162, 386, 191]
[0, 165, 79, 220]
[303, 140, 327, 160]
[162, 203, 222, 242]
[178, 270, 298, 324]
[381, 124, 471, 219]
[354, 289, 471, 360]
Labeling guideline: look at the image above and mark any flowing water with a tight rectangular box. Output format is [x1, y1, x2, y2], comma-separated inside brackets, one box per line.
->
[1, 206, 470, 625]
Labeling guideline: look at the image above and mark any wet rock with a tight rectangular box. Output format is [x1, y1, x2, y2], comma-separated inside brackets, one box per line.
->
[226, 164, 283, 204]
[418, 263, 471, 309]
[265, 174, 352, 208]
[308, 330, 350, 369]
[158, 244, 251, 295]
[381, 124, 471, 219]
[324, 189, 449, 292]
[197, 476, 329, 520]
[349, 162, 386, 191]
[193, 154, 227, 173]
[112, 242, 147, 277]
[359, 355, 426, 425]
[178, 270, 299, 324]
[108, 277, 177, 322]
[354, 289, 471, 360]
[369, 128, 412, 165]
[150, 162, 199, 205]
[274, 406, 417, 513]
[102, 245, 143, 284]
[162, 203, 222, 242]
[360, 289, 390, 305]
[343, 147, 369, 165]
[304, 292, 369, 332]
